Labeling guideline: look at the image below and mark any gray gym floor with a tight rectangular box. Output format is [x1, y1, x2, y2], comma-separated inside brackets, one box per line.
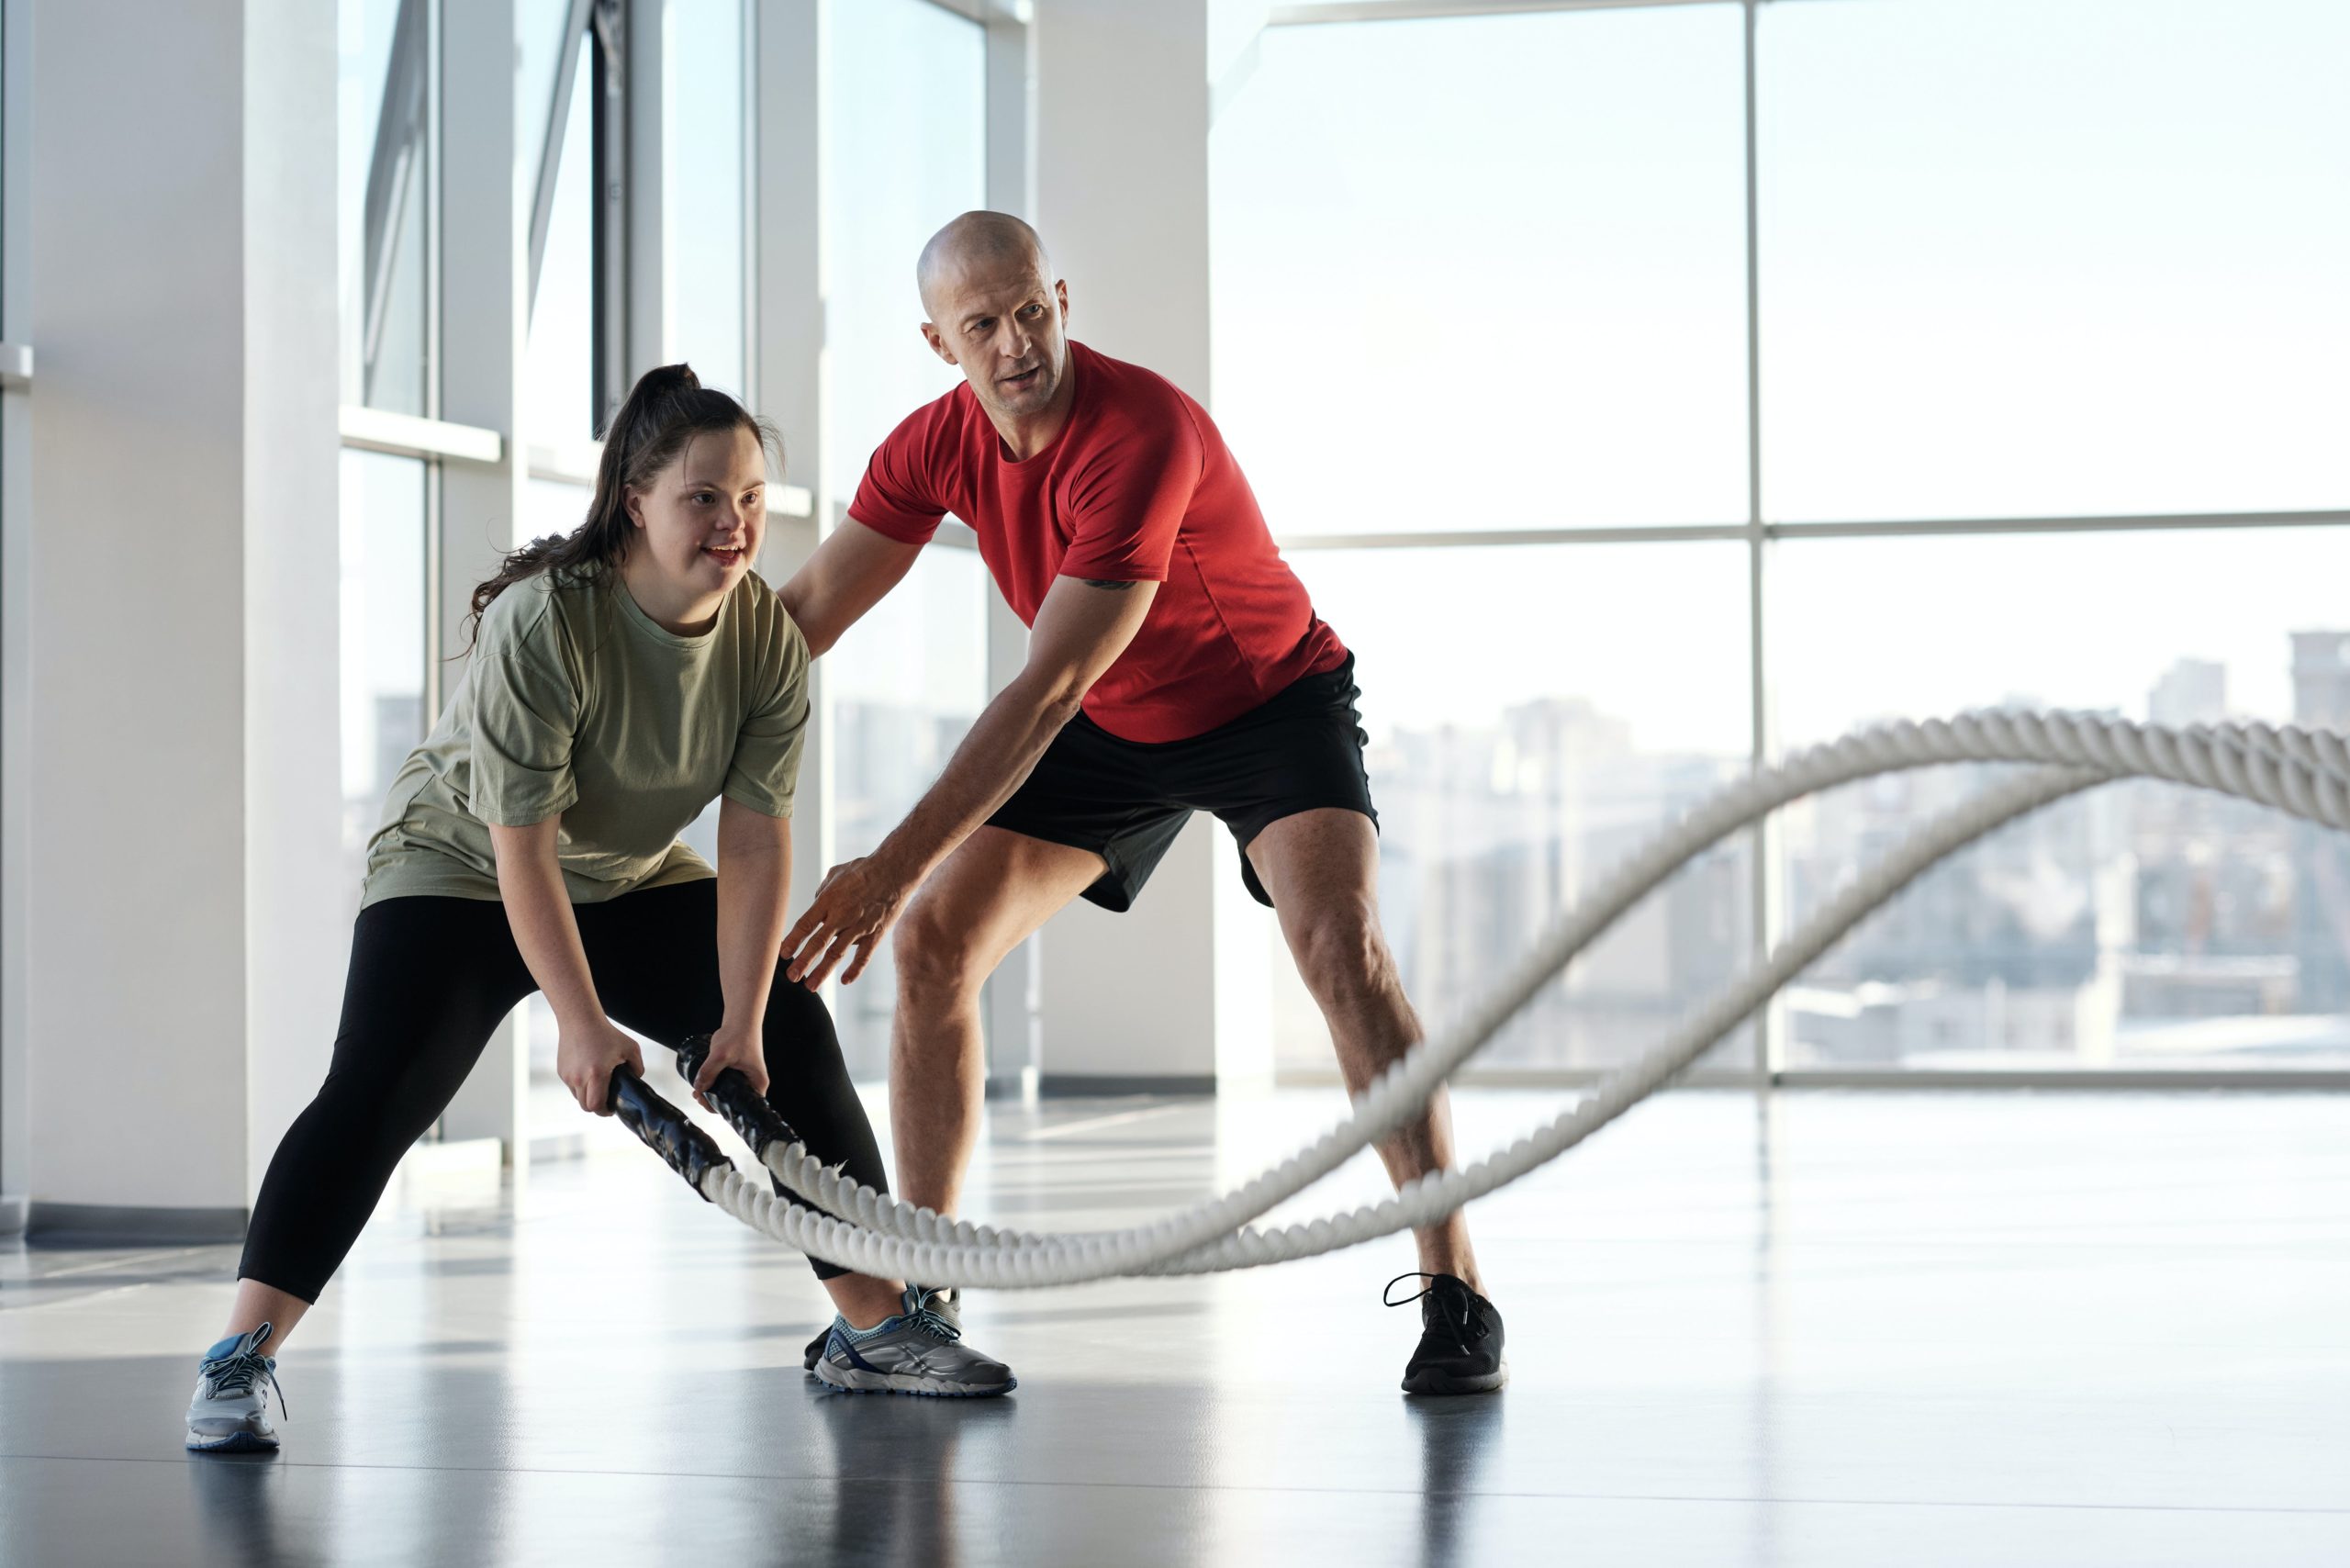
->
[4, 1087, 2347, 1567]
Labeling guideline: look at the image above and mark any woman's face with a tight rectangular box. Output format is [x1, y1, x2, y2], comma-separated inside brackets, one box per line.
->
[623, 425, 768, 597]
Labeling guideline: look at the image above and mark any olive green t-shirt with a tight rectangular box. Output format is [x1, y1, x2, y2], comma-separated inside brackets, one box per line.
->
[360, 567, 810, 909]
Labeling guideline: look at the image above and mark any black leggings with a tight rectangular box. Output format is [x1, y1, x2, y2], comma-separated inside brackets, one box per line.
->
[241, 879, 889, 1301]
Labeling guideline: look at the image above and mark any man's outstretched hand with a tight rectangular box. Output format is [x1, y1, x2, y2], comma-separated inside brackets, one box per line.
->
[782, 856, 918, 988]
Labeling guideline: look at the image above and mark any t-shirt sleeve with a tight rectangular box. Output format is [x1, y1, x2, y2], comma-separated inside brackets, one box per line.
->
[1055, 402, 1204, 584]
[846, 403, 951, 546]
[468, 637, 581, 827]
[722, 618, 812, 818]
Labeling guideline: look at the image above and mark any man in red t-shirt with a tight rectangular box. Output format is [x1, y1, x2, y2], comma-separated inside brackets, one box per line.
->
[778, 212, 1504, 1395]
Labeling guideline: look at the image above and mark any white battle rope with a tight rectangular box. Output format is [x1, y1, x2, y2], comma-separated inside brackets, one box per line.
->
[683, 713, 2350, 1288]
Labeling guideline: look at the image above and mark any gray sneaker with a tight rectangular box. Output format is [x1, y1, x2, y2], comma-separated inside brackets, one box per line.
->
[811, 1285, 1014, 1398]
[186, 1324, 285, 1453]
[803, 1284, 959, 1371]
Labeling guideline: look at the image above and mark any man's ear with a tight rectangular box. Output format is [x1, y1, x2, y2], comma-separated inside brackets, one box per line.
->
[921, 320, 957, 367]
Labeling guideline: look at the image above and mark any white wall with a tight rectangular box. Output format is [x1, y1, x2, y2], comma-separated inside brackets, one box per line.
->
[12, 0, 341, 1225]
[435, 0, 534, 1151]
[243, 0, 350, 1200]
[1030, 0, 1271, 1089]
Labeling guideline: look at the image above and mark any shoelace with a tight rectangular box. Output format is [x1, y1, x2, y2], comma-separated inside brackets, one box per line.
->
[1382, 1272, 1487, 1355]
[906, 1287, 963, 1342]
[203, 1350, 288, 1421]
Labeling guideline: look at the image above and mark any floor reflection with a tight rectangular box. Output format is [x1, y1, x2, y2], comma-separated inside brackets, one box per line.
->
[1408, 1394, 1505, 1568]
[806, 1386, 1017, 1567]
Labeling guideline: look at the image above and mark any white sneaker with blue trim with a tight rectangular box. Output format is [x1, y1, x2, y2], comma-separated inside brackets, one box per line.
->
[185, 1323, 285, 1453]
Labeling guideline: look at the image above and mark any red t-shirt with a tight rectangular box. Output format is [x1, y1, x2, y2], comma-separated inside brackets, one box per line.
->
[848, 342, 1348, 744]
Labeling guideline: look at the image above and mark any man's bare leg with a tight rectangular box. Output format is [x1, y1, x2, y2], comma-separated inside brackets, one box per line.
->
[887, 826, 1104, 1216]
[1248, 809, 1485, 1296]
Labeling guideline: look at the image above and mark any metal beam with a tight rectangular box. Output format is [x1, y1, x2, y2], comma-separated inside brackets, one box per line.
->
[1772, 509, 2350, 541]
[1270, 0, 1736, 26]
[1280, 524, 1751, 549]
[340, 405, 502, 464]
[1777, 1069, 2350, 1091]
[1272, 509, 2350, 552]
[526, 0, 596, 314]
[590, 0, 631, 435]
[1743, 0, 1776, 1081]
[923, 0, 1030, 22]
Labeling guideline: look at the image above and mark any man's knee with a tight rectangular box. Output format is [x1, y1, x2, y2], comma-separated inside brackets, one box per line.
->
[1292, 900, 1394, 1004]
[893, 901, 990, 1008]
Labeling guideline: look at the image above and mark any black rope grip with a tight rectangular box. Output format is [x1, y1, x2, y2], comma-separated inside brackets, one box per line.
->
[608, 1068, 733, 1201]
[675, 1034, 803, 1160]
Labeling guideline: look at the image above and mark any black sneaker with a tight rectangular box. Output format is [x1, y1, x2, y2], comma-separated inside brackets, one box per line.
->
[1386, 1272, 1507, 1395]
[805, 1285, 959, 1372]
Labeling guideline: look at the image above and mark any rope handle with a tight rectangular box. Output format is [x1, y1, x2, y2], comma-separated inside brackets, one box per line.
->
[675, 1034, 803, 1160]
[609, 1066, 733, 1202]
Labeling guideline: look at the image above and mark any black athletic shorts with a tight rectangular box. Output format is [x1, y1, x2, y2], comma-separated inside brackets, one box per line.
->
[987, 654, 1377, 912]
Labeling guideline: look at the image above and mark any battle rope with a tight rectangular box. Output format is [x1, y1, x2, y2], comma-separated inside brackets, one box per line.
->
[608, 712, 2350, 1287]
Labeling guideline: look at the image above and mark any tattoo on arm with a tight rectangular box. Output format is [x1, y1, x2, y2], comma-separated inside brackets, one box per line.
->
[1080, 578, 1142, 592]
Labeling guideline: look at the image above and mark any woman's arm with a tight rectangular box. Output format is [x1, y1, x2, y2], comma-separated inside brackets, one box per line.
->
[693, 797, 795, 1102]
[487, 817, 643, 1114]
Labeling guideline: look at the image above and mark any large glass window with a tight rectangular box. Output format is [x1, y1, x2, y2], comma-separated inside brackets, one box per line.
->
[522, 34, 596, 450]
[1276, 543, 1755, 1073]
[338, 0, 431, 414]
[337, 1, 434, 902]
[665, 0, 747, 397]
[824, 0, 986, 489]
[1212, 6, 1749, 535]
[1774, 527, 2350, 1070]
[828, 550, 991, 1076]
[1759, 0, 2350, 522]
[1218, 0, 2350, 1081]
[822, 0, 990, 1076]
[516, 0, 577, 206]
[336, 458, 431, 902]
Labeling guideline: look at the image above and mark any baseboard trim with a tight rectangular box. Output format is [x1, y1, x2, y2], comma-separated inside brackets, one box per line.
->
[23, 1201, 248, 1248]
[0, 1193, 25, 1238]
[1036, 1073, 1217, 1099]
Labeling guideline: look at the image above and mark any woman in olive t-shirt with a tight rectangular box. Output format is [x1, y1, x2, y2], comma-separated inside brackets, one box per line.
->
[184, 367, 1012, 1456]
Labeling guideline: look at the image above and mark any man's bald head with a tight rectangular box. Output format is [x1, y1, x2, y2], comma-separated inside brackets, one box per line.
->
[915, 211, 1072, 426]
[917, 211, 1052, 320]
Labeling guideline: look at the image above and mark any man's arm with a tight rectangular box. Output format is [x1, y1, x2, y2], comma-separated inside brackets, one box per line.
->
[777, 517, 924, 655]
[781, 573, 1159, 986]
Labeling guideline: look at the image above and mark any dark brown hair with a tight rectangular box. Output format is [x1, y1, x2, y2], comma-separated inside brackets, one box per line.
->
[464, 363, 781, 647]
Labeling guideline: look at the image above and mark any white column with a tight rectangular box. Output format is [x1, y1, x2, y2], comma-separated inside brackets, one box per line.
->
[1028, 0, 1271, 1092]
[243, 0, 350, 1196]
[981, 7, 1042, 1100]
[753, 0, 828, 917]
[0, 0, 37, 1224]
[625, 0, 668, 381]
[14, 0, 340, 1238]
[436, 0, 535, 1154]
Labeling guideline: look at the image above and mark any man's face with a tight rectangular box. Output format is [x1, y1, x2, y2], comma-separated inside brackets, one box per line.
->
[922, 255, 1071, 421]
